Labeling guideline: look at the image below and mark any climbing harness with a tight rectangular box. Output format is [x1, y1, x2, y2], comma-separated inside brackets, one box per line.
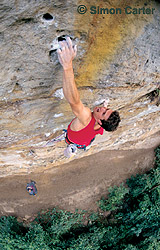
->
[64, 133, 96, 158]
[65, 133, 87, 150]
[26, 180, 37, 196]
[33, 126, 95, 159]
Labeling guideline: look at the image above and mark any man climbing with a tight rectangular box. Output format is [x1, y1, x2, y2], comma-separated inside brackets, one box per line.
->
[57, 37, 120, 149]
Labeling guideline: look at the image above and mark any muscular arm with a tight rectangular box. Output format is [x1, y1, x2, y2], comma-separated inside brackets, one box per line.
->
[63, 65, 79, 106]
[57, 37, 91, 126]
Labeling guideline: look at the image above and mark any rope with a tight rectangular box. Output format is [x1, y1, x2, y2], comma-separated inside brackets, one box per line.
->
[44, 130, 67, 147]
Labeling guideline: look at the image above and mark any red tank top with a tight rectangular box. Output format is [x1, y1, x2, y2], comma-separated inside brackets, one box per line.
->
[67, 113, 104, 146]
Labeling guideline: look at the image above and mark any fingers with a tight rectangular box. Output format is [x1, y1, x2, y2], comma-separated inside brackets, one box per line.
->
[57, 48, 62, 63]
[66, 37, 72, 49]
[58, 37, 77, 52]
[57, 48, 62, 54]
[59, 37, 73, 51]
[57, 37, 77, 64]
[59, 41, 67, 50]
[103, 99, 109, 108]
[66, 38, 77, 58]
[73, 45, 77, 57]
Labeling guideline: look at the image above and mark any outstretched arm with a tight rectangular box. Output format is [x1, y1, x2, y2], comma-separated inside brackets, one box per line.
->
[57, 37, 91, 126]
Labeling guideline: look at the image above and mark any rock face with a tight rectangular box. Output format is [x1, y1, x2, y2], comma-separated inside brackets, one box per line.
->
[0, 0, 160, 177]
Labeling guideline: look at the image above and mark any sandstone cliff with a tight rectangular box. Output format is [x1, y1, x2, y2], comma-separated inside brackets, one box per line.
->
[0, 0, 160, 177]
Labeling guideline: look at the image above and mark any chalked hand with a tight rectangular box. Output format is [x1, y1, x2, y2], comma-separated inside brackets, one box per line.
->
[57, 37, 77, 70]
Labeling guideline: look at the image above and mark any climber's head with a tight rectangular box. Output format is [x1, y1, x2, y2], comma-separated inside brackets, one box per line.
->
[93, 107, 120, 131]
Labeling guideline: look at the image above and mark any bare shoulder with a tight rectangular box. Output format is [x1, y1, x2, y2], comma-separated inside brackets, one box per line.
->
[70, 101, 92, 127]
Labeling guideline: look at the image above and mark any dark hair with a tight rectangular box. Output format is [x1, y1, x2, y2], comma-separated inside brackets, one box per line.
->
[100, 111, 120, 132]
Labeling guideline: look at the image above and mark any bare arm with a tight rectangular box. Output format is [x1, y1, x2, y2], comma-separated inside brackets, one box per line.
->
[63, 63, 79, 106]
[57, 37, 91, 125]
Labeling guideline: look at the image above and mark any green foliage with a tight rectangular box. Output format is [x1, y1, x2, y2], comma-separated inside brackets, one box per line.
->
[98, 184, 129, 211]
[155, 145, 160, 168]
[0, 145, 160, 250]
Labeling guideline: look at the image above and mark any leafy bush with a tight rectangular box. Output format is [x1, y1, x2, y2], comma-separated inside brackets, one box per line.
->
[98, 183, 129, 211]
[0, 146, 160, 250]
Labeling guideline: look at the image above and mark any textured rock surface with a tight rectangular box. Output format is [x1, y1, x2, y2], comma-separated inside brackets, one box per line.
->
[0, 0, 160, 177]
[0, 148, 156, 218]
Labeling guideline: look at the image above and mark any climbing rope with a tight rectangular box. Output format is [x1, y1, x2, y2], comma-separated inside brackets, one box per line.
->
[44, 129, 67, 147]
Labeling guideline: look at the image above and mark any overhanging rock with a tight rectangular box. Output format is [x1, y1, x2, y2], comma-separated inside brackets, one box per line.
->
[0, 0, 160, 177]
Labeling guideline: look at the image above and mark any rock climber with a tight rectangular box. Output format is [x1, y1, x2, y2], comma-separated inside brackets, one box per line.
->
[57, 37, 120, 149]
[26, 180, 37, 196]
